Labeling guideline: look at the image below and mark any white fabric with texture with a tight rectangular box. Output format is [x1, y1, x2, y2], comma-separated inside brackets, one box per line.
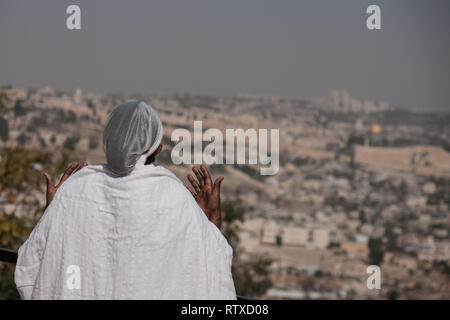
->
[14, 163, 236, 300]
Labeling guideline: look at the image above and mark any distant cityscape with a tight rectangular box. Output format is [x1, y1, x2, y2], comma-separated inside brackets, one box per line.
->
[0, 85, 449, 299]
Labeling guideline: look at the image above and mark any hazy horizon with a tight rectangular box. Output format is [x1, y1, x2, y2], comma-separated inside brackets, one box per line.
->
[1, 0, 449, 111]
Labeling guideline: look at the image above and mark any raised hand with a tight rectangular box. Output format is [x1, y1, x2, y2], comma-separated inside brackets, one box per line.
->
[43, 162, 88, 209]
[187, 164, 224, 229]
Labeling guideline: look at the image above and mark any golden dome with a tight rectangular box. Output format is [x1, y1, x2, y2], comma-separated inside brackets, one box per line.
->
[370, 124, 382, 134]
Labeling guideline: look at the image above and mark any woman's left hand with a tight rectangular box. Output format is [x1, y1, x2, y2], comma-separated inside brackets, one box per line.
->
[43, 162, 88, 209]
[187, 164, 224, 229]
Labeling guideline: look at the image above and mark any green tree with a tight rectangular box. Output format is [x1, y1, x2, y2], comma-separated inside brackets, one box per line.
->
[221, 199, 273, 298]
[13, 100, 27, 117]
[0, 95, 7, 114]
[221, 199, 245, 248]
[63, 135, 80, 151]
[0, 213, 35, 299]
[368, 237, 384, 265]
[0, 148, 77, 299]
[386, 289, 398, 300]
[384, 224, 398, 251]
[0, 266, 20, 300]
[16, 133, 29, 145]
[0, 116, 8, 142]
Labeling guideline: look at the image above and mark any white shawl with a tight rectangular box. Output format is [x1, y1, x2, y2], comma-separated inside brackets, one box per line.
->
[14, 163, 236, 299]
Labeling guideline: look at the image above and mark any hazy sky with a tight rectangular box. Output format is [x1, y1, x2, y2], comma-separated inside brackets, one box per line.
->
[1, 0, 449, 110]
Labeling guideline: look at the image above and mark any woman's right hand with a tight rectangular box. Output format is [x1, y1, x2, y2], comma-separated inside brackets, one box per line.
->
[43, 162, 87, 209]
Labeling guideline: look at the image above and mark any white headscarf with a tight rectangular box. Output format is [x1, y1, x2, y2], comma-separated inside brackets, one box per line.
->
[103, 101, 163, 176]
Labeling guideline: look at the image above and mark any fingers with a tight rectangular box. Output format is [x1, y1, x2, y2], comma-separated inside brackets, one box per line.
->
[192, 167, 205, 186]
[77, 162, 88, 171]
[187, 174, 201, 193]
[186, 186, 197, 198]
[200, 164, 212, 187]
[57, 162, 79, 187]
[43, 172, 54, 188]
[72, 161, 88, 175]
[213, 176, 224, 194]
[190, 165, 219, 193]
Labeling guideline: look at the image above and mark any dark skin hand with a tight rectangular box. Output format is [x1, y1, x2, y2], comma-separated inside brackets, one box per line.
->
[43, 162, 88, 209]
[187, 164, 224, 229]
